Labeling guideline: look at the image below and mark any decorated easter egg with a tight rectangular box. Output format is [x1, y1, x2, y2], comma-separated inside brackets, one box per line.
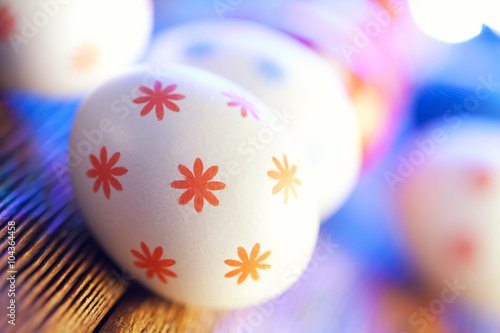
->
[396, 120, 500, 314]
[0, 0, 152, 95]
[70, 65, 320, 309]
[148, 20, 362, 219]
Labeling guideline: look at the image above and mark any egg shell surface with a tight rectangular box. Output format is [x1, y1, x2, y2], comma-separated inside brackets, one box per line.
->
[148, 20, 362, 219]
[70, 65, 320, 309]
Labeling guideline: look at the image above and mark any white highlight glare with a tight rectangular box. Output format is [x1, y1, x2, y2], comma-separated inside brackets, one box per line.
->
[409, 0, 483, 43]
[481, 0, 500, 34]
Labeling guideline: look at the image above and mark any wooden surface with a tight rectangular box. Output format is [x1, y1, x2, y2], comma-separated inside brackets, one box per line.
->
[99, 286, 220, 333]
[0, 102, 219, 333]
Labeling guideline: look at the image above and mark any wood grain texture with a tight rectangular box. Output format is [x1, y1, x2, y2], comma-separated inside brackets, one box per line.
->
[99, 284, 220, 333]
[0, 103, 127, 333]
[0, 100, 220, 332]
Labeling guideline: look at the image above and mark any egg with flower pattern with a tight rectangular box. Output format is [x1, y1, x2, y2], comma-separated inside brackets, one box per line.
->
[0, 0, 152, 95]
[70, 65, 320, 309]
[148, 20, 362, 219]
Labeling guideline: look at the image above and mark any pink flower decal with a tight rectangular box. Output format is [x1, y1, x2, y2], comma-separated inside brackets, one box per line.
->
[133, 81, 185, 121]
[131, 242, 177, 284]
[223, 92, 260, 120]
[86, 147, 128, 199]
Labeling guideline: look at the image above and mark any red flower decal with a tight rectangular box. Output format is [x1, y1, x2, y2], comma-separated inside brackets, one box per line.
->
[450, 235, 475, 264]
[133, 81, 185, 121]
[0, 6, 15, 42]
[170, 158, 226, 213]
[131, 242, 177, 284]
[471, 168, 491, 191]
[223, 92, 260, 120]
[86, 147, 128, 199]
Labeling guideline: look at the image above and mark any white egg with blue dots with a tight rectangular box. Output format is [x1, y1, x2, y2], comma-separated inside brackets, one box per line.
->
[148, 20, 362, 219]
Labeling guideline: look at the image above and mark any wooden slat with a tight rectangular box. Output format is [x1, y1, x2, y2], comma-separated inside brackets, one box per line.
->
[99, 284, 220, 333]
[0, 104, 128, 333]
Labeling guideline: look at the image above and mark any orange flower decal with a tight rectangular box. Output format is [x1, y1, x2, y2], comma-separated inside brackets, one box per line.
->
[131, 242, 177, 284]
[133, 81, 185, 121]
[225, 243, 271, 284]
[267, 155, 301, 204]
[86, 147, 128, 199]
[72, 43, 101, 73]
[0, 6, 15, 42]
[170, 158, 226, 213]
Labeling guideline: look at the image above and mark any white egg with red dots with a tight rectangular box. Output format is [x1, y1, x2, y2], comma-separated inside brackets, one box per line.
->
[396, 121, 500, 314]
[148, 20, 362, 220]
[0, 0, 152, 95]
[70, 65, 320, 309]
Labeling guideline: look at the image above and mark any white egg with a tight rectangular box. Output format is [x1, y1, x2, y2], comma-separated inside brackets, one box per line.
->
[0, 0, 152, 95]
[396, 120, 500, 314]
[148, 20, 362, 219]
[70, 65, 320, 309]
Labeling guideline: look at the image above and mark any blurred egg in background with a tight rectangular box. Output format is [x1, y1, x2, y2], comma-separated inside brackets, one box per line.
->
[148, 19, 362, 219]
[0, 0, 153, 96]
[396, 121, 500, 315]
